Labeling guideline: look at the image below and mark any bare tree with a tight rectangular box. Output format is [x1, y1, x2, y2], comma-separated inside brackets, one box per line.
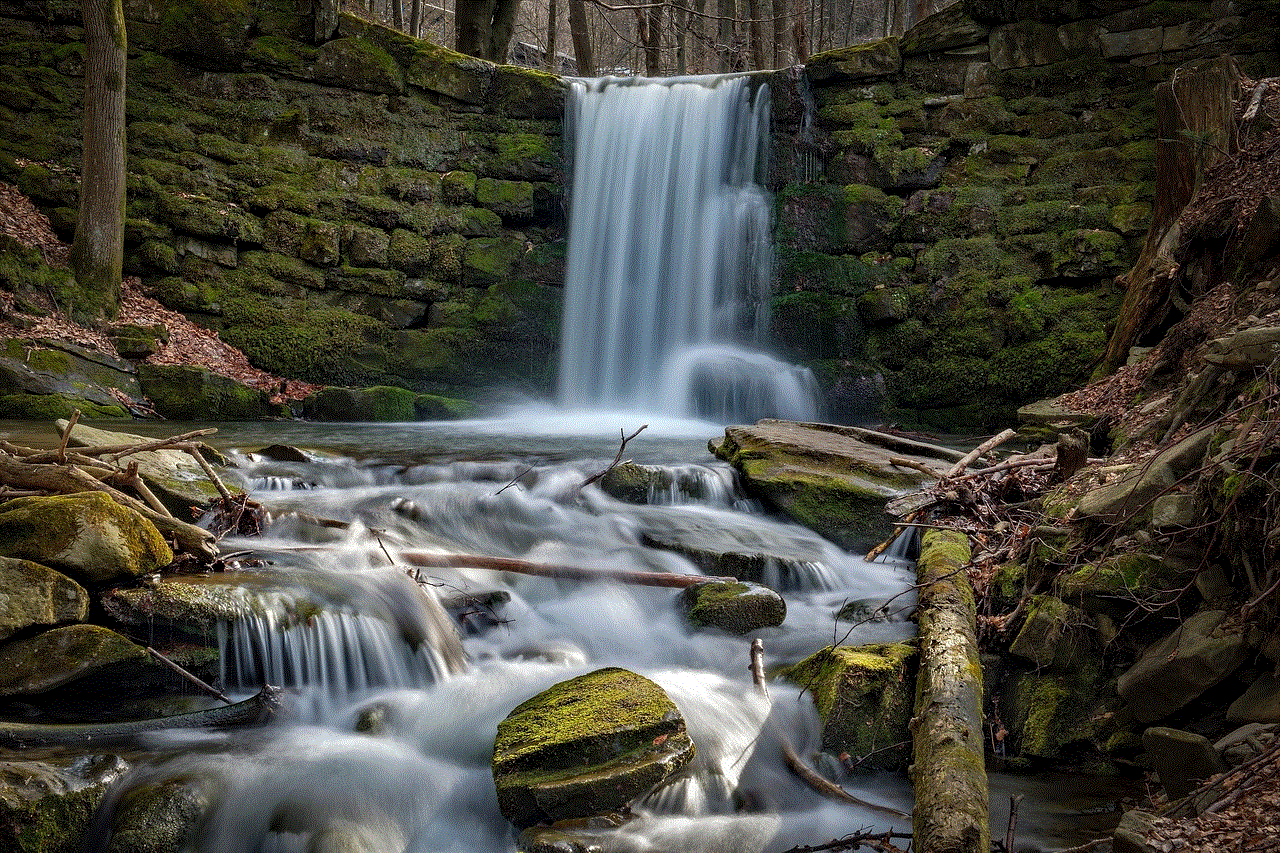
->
[568, 0, 595, 73]
[455, 0, 522, 60]
[70, 0, 126, 321]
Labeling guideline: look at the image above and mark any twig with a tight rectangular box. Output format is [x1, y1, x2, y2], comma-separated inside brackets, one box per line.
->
[779, 737, 910, 818]
[494, 465, 534, 496]
[841, 739, 911, 772]
[581, 424, 648, 489]
[888, 456, 941, 477]
[945, 428, 1018, 478]
[1048, 840, 1109, 853]
[56, 410, 80, 465]
[779, 830, 912, 853]
[749, 637, 768, 699]
[1004, 793, 1023, 853]
[866, 510, 919, 562]
[146, 646, 233, 705]
[117, 462, 173, 517]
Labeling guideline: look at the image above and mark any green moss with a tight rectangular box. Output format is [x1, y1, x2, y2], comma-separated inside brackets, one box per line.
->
[412, 393, 475, 420]
[475, 178, 534, 220]
[0, 393, 128, 420]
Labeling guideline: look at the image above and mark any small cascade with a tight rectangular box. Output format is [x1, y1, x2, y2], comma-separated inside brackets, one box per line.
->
[558, 75, 818, 423]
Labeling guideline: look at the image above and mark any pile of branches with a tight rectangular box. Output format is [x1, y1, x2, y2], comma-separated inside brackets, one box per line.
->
[0, 413, 262, 563]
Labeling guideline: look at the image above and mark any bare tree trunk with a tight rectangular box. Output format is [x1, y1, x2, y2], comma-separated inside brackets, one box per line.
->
[408, 0, 422, 38]
[744, 0, 764, 69]
[315, 0, 340, 41]
[770, 0, 783, 66]
[791, 0, 806, 62]
[716, 0, 734, 71]
[391, 0, 403, 31]
[1099, 56, 1240, 374]
[546, 0, 558, 70]
[638, 1, 662, 75]
[690, 0, 706, 72]
[568, 0, 594, 74]
[489, 0, 520, 61]
[672, 0, 687, 74]
[71, 0, 126, 322]
[455, 0, 493, 56]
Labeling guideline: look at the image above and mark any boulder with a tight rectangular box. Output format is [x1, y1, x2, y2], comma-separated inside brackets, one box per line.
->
[710, 420, 945, 550]
[1117, 610, 1250, 724]
[0, 755, 130, 853]
[1141, 727, 1225, 801]
[1216, 723, 1278, 766]
[101, 775, 219, 853]
[1227, 673, 1280, 724]
[59, 420, 233, 515]
[302, 386, 417, 422]
[1007, 594, 1092, 669]
[0, 557, 88, 641]
[780, 643, 915, 769]
[0, 625, 147, 697]
[804, 37, 901, 85]
[1055, 552, 1194, 617]
[137, 364, 286, 420]
[900, 5, 989, 55]
[1203, 324, 1280, 369]
[0, 338, 143, 411]
[491, 667, 694, 828]
[1113, 809, 1161, 853]
[677, 581, 786, 634]
[0, 492, 172, 584]
[107, 322, 168, 360]
[254, 444, 312, 463]
[1016, 397, 1100, 438]
[101, 580, 254, 640]
[1076, 426, 1215, 525]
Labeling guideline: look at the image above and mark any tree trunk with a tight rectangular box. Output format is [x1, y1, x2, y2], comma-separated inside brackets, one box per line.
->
[672, 0, 687, 74]
[790, 0, 805, 62]
[455, 0, 495, 57]
[770, 0, 783, 66]
[70, 0, 125, 323]
[488, 0, 520, 62]
[568, 0, 594, 74]
[639, 2, 662, 75]
[409, 0, 423, 38]
[1099, 56, 1240, 374]
[744, 0, 764, 69]
[315, 0, 340, 41]
[546, 0, 558, 70]
[716, 0, 735, 71]
[391, 0, 404, 31]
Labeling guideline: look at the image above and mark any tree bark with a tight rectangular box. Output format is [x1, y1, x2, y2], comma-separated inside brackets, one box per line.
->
[70, 0, 125, 323]
[672, 0, 687, 74]
[790, 0, 806, 63]
[409, 0, 423, 39]
[546, 0, 558, 70]
[455, 0, 495, 57]
[315, 0, 340, 41]
[1099, 56, 1240, 374]
[744, 0, 764, 69]
[716, 0, 736, 71]
[568, 0, 594, 74]
[488, 0, 520, 62]
[638, 2, 662, 75]
[770, 0, 783, 66]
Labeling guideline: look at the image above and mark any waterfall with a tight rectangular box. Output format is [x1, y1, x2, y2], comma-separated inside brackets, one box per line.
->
[558, 75, 819, 423]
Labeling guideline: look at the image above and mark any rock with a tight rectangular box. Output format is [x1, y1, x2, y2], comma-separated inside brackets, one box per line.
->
[0, 754, 130, 853]
[1117, 610, 1250, 724]
[1203, 325, 1280, 369]
[255, 444, 313, 463]
[1007, 669, 1101, 760]
[0, 557, 88, 641]
[107, 322, 168, 360]
[1239, 194, 1280, 265]
[102, 775, 218, 853]
[60, 420, 232, 515]
[990, 20, 1068, 68]
[491, 667, 694, 828]
[0, 338, 143, 411]
[1113, 809, 1160, 853]
[678, 580, 786, 634]
[1142, 727, 1226, 801]
[302, 386, 418, 422]
[779, 644, 915, 769]
[1007, 594, 1092, 669]
[1215, 723, 1278, 766]
[0, 625, 147, 697]
[0, 492, 172, 584]
[1151, 493, 1199, 529]
[1016, 397, 1100, 434]
[599, 462, 673, 504]
[1076, 426, 1215, 524]
[1227, 673, 1280, 724]
[137, 364, 285, 420]
[805, 37, 901, 85]
[100, 579, 254, 641]
[710, 420, 945, 550]
[900, 5, 989, 55]
[1055, 552, 1194, 617]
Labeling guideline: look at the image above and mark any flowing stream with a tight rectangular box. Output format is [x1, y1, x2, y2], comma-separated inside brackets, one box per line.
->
[81, 418, 919, 853]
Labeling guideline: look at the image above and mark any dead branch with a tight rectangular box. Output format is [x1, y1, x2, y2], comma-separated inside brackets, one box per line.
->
[779, 830, 912, 853]
[888, 456, 940, 478]
[56, 409, 79, 464]
[946, 428, 1018, 478]
[146, 646, 233, 704]
[1243, 81, 1268, 123]
[779, 736, 911, 818]
[749, 637, 768, 699]
[1003, 794, 1023, 853]
[185, 445, 233, 501]
[581, 424, 648, 489]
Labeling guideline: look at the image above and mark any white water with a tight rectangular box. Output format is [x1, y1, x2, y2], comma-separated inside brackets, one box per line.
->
[558, 76, 819, 423]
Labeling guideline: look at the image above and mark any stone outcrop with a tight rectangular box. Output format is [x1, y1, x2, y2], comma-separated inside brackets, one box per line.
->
[0, 339, 136, 419]
[0, 624, 147, 697]
[677, 580, 786, 634]
[491, 667, 694, 828]
[0, 492, 173, 584]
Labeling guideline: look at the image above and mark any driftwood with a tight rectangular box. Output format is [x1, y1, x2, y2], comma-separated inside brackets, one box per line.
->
[945, 429, 1017, 478]
[0, 685, 281, 749]
[581, 424, 648, 489]
[146, 646, 232, 705]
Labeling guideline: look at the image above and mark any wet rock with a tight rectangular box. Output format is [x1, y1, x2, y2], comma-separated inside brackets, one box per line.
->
[1117, 610, 1250, 724]
[1227, 673, 1280, 724]
[1007, 594, 1091, 669]
[60, 420, 232, 515]
[678, 580, 785, 634]
[0, 338, 142, 413]
[1007, 669, 1102, 761]
[1076, 426, 1215, 525]
[779, 644, 915, 770]
[1142, 727, 1225, 801]
[102, 775, 218, 853]
[0, 492, 172, 584]
[710, 420, 945, 550]
[0, 754, 129, 853]
[137, 364, 286, 421]
[255, 443, 313, 463]
[805, 37, 901, 85]
[308, 820, 406, 853]
[0, 557, 88, 641]
[101, 579, 253, 641]
[0, 625, 147, 697]
[302, 385, 416, 422]
[599, 463, 672, 504]
[492, 667, 694, 828]
[1113, 808, 1160, 853]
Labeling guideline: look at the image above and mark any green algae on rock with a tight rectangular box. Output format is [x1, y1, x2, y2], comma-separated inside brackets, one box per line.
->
[678, 580, 786, 635]
[492, 667, 694, 828]
[0, 754, 129, 853]
[0, 492, 172, 584]
[138, 364, 288, 420]
[780, 643, 915, 769]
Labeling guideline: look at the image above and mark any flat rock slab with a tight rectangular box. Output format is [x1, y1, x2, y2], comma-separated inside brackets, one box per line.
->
[492, 667, 693, 828]
[59, 420, 233, 516]
[710, 420, 946, 549]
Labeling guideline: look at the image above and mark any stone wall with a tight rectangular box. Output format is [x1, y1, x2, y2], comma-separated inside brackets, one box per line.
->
[0, 0, 566, 397]
[768, 0, 1277, 427]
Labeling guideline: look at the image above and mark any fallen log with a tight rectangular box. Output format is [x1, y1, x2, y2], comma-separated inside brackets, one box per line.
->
[0, 685, 281, 749]
[945, 428, 1017, 478]
[911, 530, 988, 853]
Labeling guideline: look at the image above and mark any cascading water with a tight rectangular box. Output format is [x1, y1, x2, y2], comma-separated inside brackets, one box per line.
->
[558, 75, 820, 423]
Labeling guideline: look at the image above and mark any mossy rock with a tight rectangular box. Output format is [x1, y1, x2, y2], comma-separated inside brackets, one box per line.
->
[806, 37, 902, 85]
[0, 337, 143, 408]
[1007, 670, 1100, 761]
[0, 557, 88, 642]
[678, 580, 786, 634]
[101, 579, 254, 642]
[301, 385, 418, 421]
[599, 462, 673, 504]
[492, 667, 694, 828]
[0, 755, 129, 853]
[0, 394, 129, 419]
[100, 775, 219, 853]
[412, 393, 475, 420]
[313, 36, 405, 95]
[138, 364, 285, 421]
[0, 624, 147, 697]
[61, 420, 230, 515]
[780, 643, 916, 769]
[1055, 552, 1195, 617]
[0, 492, 172, 584]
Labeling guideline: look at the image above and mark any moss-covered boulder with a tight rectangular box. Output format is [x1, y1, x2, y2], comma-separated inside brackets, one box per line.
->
[780, 643, 915, 769]
[710, 420, 944, 549]
[101, 579, 254, 641]
[60, 419, 233, 515]
[0, 755, 130, 853]
[99, 774, 219, 853]
[138, 364, 286, 420]
[0, 625, 147, 697]
[301, 385, 417, 421]
[0, 493, 172, 584]
[1055, 552, 1195, 617]
[491, 667, 694, 828]
[0, 557, 88, 642]
[678, 580, 786, 634]
[0, 338, 143, 411]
